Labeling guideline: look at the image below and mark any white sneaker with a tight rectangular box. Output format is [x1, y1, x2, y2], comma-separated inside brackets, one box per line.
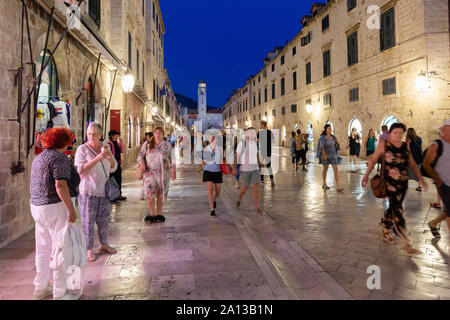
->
[32, 285, 53, 300]
[53, 291, 82, 300]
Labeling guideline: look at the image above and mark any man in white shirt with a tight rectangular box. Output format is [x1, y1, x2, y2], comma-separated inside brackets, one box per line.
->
[232, 127, 262, 213]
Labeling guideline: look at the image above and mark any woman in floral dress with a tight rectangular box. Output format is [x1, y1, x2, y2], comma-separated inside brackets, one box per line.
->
[362, 123, 426, 254]
[138, 127, 176, 224]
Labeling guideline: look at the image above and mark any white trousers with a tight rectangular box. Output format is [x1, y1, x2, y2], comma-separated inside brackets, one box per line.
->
[30, 202, 68, 298]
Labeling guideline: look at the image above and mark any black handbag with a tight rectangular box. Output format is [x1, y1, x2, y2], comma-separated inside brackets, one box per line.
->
[86, 145, 121, 201]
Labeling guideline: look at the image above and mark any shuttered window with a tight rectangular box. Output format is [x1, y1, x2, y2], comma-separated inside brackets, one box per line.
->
[306, 62, 311, 85]
[89, 0, 101, 27]
[347, 31, 358, 66]
[323, 50, 331, 77]
[349, 88, 359, 101]
[380, 8, 395, 51]
[382, 78, 396, 95]
[347, 0, 356, 12]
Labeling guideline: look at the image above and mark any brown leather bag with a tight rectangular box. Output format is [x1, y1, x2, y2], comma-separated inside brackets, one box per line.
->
[370, 155, 386, 198]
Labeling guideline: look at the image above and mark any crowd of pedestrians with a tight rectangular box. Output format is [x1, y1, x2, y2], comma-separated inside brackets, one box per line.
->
[28, 117, 450, 299]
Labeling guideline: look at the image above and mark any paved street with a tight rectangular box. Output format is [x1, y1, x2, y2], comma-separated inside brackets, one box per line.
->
[0, 148, 449, 300]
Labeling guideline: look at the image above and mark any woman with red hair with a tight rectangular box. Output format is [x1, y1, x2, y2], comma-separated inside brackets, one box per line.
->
[30, 128, 81, 300]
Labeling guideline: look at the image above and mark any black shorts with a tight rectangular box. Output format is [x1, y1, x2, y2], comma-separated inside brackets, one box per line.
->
[203, 171, 223, 184]
[366, 149, 375, 156]
[438, 183, 450, 217]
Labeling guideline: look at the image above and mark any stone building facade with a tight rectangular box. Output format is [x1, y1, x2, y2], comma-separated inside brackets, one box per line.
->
[223, 0, 450, 152]
[0, 0, 179, 248]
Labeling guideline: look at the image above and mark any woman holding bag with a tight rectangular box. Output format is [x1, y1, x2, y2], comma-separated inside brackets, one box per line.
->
[362, 123, 426, 254]
[202, 134, 223, 217]
[138, 127, 176, 224]
[75, 123, 118, 262]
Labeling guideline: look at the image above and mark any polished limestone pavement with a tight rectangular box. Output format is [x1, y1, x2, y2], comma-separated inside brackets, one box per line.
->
[0, 148, 449, 300]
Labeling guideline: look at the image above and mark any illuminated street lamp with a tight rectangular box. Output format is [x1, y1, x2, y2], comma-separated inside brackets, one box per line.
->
[262, 116, 267, 121]
[416, 72, 431, 93]
[306, 104, 313, 113]
[121, 73, 135, 93]
[165, 117, 170, 124]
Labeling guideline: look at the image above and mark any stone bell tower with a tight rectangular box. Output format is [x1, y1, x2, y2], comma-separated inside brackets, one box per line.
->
[198, 80, 207, 132]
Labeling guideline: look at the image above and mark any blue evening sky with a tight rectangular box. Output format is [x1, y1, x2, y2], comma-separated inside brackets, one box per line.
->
[159, 0, 315, 108]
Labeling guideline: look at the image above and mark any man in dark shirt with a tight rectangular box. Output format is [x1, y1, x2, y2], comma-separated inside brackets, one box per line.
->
[258, 121, 275, 187]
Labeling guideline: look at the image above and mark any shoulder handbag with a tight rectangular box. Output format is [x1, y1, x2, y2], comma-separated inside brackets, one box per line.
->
[137, 143, 148, 180]
[85, 145, 121, 201]
[370, 154, 387, 198]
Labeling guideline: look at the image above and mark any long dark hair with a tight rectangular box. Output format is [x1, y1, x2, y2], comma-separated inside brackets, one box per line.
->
[321, 124, 331, 136]
[148, 127, 164, 150]
[406, 128, 419, 142]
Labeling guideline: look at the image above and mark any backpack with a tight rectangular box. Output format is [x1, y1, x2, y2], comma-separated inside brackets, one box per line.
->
[50, 223, 87, 293]
[421, 139, 443, 178]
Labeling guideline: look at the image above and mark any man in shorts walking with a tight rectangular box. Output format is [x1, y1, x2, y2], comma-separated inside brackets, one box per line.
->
[233, 127, 262, 213]
[423, 120, 450, 239]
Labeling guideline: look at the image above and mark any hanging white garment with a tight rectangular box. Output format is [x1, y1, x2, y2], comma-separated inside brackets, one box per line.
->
[50, 223, 87, 294]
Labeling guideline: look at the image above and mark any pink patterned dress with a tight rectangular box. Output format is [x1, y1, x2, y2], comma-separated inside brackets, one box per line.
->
[138, 140, 175, 201]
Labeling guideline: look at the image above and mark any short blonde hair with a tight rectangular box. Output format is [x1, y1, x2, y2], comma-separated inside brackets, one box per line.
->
[87, 123, 103, 135]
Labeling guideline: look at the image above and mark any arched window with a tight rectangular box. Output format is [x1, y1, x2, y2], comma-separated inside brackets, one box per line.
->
[348, 119, 362, 136]
[128, 117, 132, 148]
[381, 116, 398, 132]
[136, 118, 141, 147]
[37, 50, 59, 103]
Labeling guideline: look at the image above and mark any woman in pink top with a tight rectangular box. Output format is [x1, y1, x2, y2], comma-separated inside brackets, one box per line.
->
[75, 123, 118, 262]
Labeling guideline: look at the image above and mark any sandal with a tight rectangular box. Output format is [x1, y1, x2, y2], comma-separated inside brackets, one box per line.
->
[144, 215, 155, 224]
[155, 215, 166, 223]
[322, 185, 330, 190]
[404, 244, 420, 255]
[337, 188, 344, 192]
[236, 201, 241, 208]
[99, 245, 117, 255]
[254, 208, 263, 214]
[430, 202, 442, 209]
[416, 187, 423, 192]
[87, 250, 97, 262]
[381, 230, 395, 245]
[428, 223, 441, 239]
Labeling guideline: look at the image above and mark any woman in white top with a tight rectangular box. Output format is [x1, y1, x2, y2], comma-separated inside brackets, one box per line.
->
[75, 123, 118, 262]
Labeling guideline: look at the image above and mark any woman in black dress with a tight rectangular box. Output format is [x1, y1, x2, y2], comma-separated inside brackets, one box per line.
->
[348, 128, 359, 164]
[362, 123, 427, 254]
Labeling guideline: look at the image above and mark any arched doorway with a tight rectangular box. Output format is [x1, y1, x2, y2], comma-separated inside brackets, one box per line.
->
[306, 122, 314, 150]
[36, 50, 60, 132]
[348, 118, 362, 136]
[282, 126, 287, 147]
[381, 115, 398, 132]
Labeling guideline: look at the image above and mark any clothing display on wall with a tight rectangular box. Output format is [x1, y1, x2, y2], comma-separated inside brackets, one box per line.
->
[35, 100, 75, 156]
